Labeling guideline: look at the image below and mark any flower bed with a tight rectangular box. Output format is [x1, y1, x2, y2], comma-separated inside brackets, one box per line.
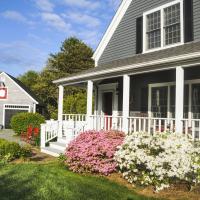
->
[21, 125, 40, 146]
[66, 130, 125, 175]
[115, 132, 200, 192]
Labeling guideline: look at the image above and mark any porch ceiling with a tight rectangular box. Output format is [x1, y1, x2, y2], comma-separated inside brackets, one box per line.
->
[53, 41, 200, 86]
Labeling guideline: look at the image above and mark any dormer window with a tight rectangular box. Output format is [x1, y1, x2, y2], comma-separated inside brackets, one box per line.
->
[143, 0, 184, 53]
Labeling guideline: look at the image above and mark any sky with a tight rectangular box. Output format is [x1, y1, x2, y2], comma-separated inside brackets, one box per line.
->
[0, 0, 121, 77]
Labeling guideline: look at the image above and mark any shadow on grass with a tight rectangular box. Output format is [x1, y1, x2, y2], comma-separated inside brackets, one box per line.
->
[0, 163, 159, 200]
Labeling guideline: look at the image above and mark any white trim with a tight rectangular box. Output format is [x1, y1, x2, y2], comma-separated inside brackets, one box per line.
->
[2, 104, 31, 127]
[143, 0, 184, 53]
[175, 66, 184, 133]
[0, 87, 8, 101]
[54, 51, 200, 85]
[97, 83, 118, 116]
[0, 72, 38, 104]
[122, 75, 130, 132]
[148, 78, 200, 122]
[92, 0, 132, 66]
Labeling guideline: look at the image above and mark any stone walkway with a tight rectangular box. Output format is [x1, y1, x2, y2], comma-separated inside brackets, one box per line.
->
[0, 129, 27, 145]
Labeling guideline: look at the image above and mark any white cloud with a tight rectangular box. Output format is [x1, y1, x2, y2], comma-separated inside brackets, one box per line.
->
[41, 12, 71, 32]
[62, 12, 100, 28]
[34, 0, 54, 12]
[62, 0, 100, 10]
[0, 41, 47, 73]
[1, 10, 34, 25]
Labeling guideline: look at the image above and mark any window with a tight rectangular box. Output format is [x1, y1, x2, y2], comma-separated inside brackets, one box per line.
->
[146, 11, 161, 49]
[143, 0, 183, 52]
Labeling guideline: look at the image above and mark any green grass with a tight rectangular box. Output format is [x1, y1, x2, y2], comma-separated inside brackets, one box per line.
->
[0, 162, 159, 200]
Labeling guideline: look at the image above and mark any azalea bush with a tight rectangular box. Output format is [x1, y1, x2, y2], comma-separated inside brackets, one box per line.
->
[66, 130, 125, 175]
[115, 132, 200, 192]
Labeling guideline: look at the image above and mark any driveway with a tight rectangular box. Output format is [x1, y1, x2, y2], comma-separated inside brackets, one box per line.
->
[0, 129, 27, 145]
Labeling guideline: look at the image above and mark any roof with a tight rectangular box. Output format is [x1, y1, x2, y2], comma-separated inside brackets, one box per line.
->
[53, 41, 200, 86]
[0, 72, 41, 104]
[93, 0, 132, 65]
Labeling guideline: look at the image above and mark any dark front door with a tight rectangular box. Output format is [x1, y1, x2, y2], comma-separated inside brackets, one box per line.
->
[102, 92, 113, 115]
[4, 109, 28, 129]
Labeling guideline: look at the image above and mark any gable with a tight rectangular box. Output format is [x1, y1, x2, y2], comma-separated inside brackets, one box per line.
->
[0, 72, 38, 104]
[95, 0, 200, 66]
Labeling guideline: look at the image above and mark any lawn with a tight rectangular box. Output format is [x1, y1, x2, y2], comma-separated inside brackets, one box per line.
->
[0, 162, 158, 200]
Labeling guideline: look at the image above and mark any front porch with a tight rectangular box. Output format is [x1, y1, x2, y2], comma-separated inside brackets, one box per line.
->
[41, 66, 200, 156]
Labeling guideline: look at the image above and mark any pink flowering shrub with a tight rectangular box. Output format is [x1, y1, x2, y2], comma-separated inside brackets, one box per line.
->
[65, 130, 125, 175]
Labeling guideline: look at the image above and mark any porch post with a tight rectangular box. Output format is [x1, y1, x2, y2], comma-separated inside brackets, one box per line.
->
[87, 80, 93, 129]
[175, 67, 184, 133]
[58, 85, 64, 138]
[122, 75, 130, 133]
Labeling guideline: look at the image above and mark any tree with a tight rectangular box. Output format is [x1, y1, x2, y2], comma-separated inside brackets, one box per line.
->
[47, 37, 94, 75]
[18, 71, 39, 91]
[19, 37, 94, 119]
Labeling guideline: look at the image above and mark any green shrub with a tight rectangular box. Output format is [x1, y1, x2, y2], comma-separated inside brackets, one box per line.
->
[0, 139, 31, 161]
[10, 112, 45, 135]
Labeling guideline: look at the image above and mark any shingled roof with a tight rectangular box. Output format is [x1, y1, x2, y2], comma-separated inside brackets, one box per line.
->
[0, 72, 42, 104]
[53, 41, 200, 85]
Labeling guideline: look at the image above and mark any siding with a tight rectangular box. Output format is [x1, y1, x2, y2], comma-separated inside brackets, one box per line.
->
[0, 73, 36, 125]
[98, 0, 200, 65]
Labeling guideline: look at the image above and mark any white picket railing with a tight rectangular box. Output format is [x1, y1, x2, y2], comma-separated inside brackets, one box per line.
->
[90, 115, 123, 131]
[63, 114, 86, 121]
[182, 119, 200, 140]
[128, 117, 175, 134]
[41, 115, 200, 149]
[41, 120, 59, 147]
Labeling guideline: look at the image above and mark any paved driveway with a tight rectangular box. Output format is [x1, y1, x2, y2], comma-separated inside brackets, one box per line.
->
[0, 129, 27, 145]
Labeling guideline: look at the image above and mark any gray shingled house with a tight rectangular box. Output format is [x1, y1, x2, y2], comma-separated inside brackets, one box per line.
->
[0, 72, 41, 129]
[40, 0, 200, 156]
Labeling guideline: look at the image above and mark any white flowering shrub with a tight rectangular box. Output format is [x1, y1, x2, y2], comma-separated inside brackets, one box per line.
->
[115, 132, 200, 192]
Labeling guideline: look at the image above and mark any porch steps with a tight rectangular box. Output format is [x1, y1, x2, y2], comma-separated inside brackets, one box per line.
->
[41, 139, 67, 157]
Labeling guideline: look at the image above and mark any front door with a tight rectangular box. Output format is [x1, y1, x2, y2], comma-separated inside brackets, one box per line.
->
[102, 92, 113, 130]
[102, 92, 113, 115]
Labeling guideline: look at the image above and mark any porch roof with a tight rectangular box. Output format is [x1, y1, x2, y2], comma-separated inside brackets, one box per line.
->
[53, 41, 200, 86]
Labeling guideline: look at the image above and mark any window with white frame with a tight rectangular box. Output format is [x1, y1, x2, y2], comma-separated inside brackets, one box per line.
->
[143, 0, 183, 52]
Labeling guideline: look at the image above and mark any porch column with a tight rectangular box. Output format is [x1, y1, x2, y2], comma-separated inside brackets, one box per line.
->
[58, 85, 64, 138]
[175, 67, 184, 133]
[87, 80, 93, 129]
[122, 75, 130, 133]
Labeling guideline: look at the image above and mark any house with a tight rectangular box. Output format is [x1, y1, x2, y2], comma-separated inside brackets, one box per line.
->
[41, 0, 200, 156]
[0, 72, 41, 129]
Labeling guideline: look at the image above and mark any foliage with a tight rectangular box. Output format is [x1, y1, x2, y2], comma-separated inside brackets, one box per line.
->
[18, 70, 40, 91]
[18, 37, 94, 118]
[47, 37, 94, 74]
[0, 163, 153, 200]
[0, 139, 31, 162]
[63, 92, 87, 114]
[66, 130, 125, 175]
[10, 112, 45, 135]
[115, 132, 200, 192]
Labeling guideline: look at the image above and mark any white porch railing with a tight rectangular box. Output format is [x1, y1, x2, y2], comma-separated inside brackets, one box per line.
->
[90, 115, 123, 131]
[182, 119, 200, 140]
[128, 117, 175, 134]
[41, 120, 59, 147]
[63, 114, 86, 121]
[41, 115, 200, 148]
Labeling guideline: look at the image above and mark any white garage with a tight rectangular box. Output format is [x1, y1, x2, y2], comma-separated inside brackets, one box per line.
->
[0, 72, 40, 129]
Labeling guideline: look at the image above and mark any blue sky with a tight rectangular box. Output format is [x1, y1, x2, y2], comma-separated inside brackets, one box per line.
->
[0, 0, 121, 76]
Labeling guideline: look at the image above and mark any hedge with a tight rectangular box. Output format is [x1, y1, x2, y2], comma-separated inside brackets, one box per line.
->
[10, 112, 45, 135]
[0, 139, 31, 161]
